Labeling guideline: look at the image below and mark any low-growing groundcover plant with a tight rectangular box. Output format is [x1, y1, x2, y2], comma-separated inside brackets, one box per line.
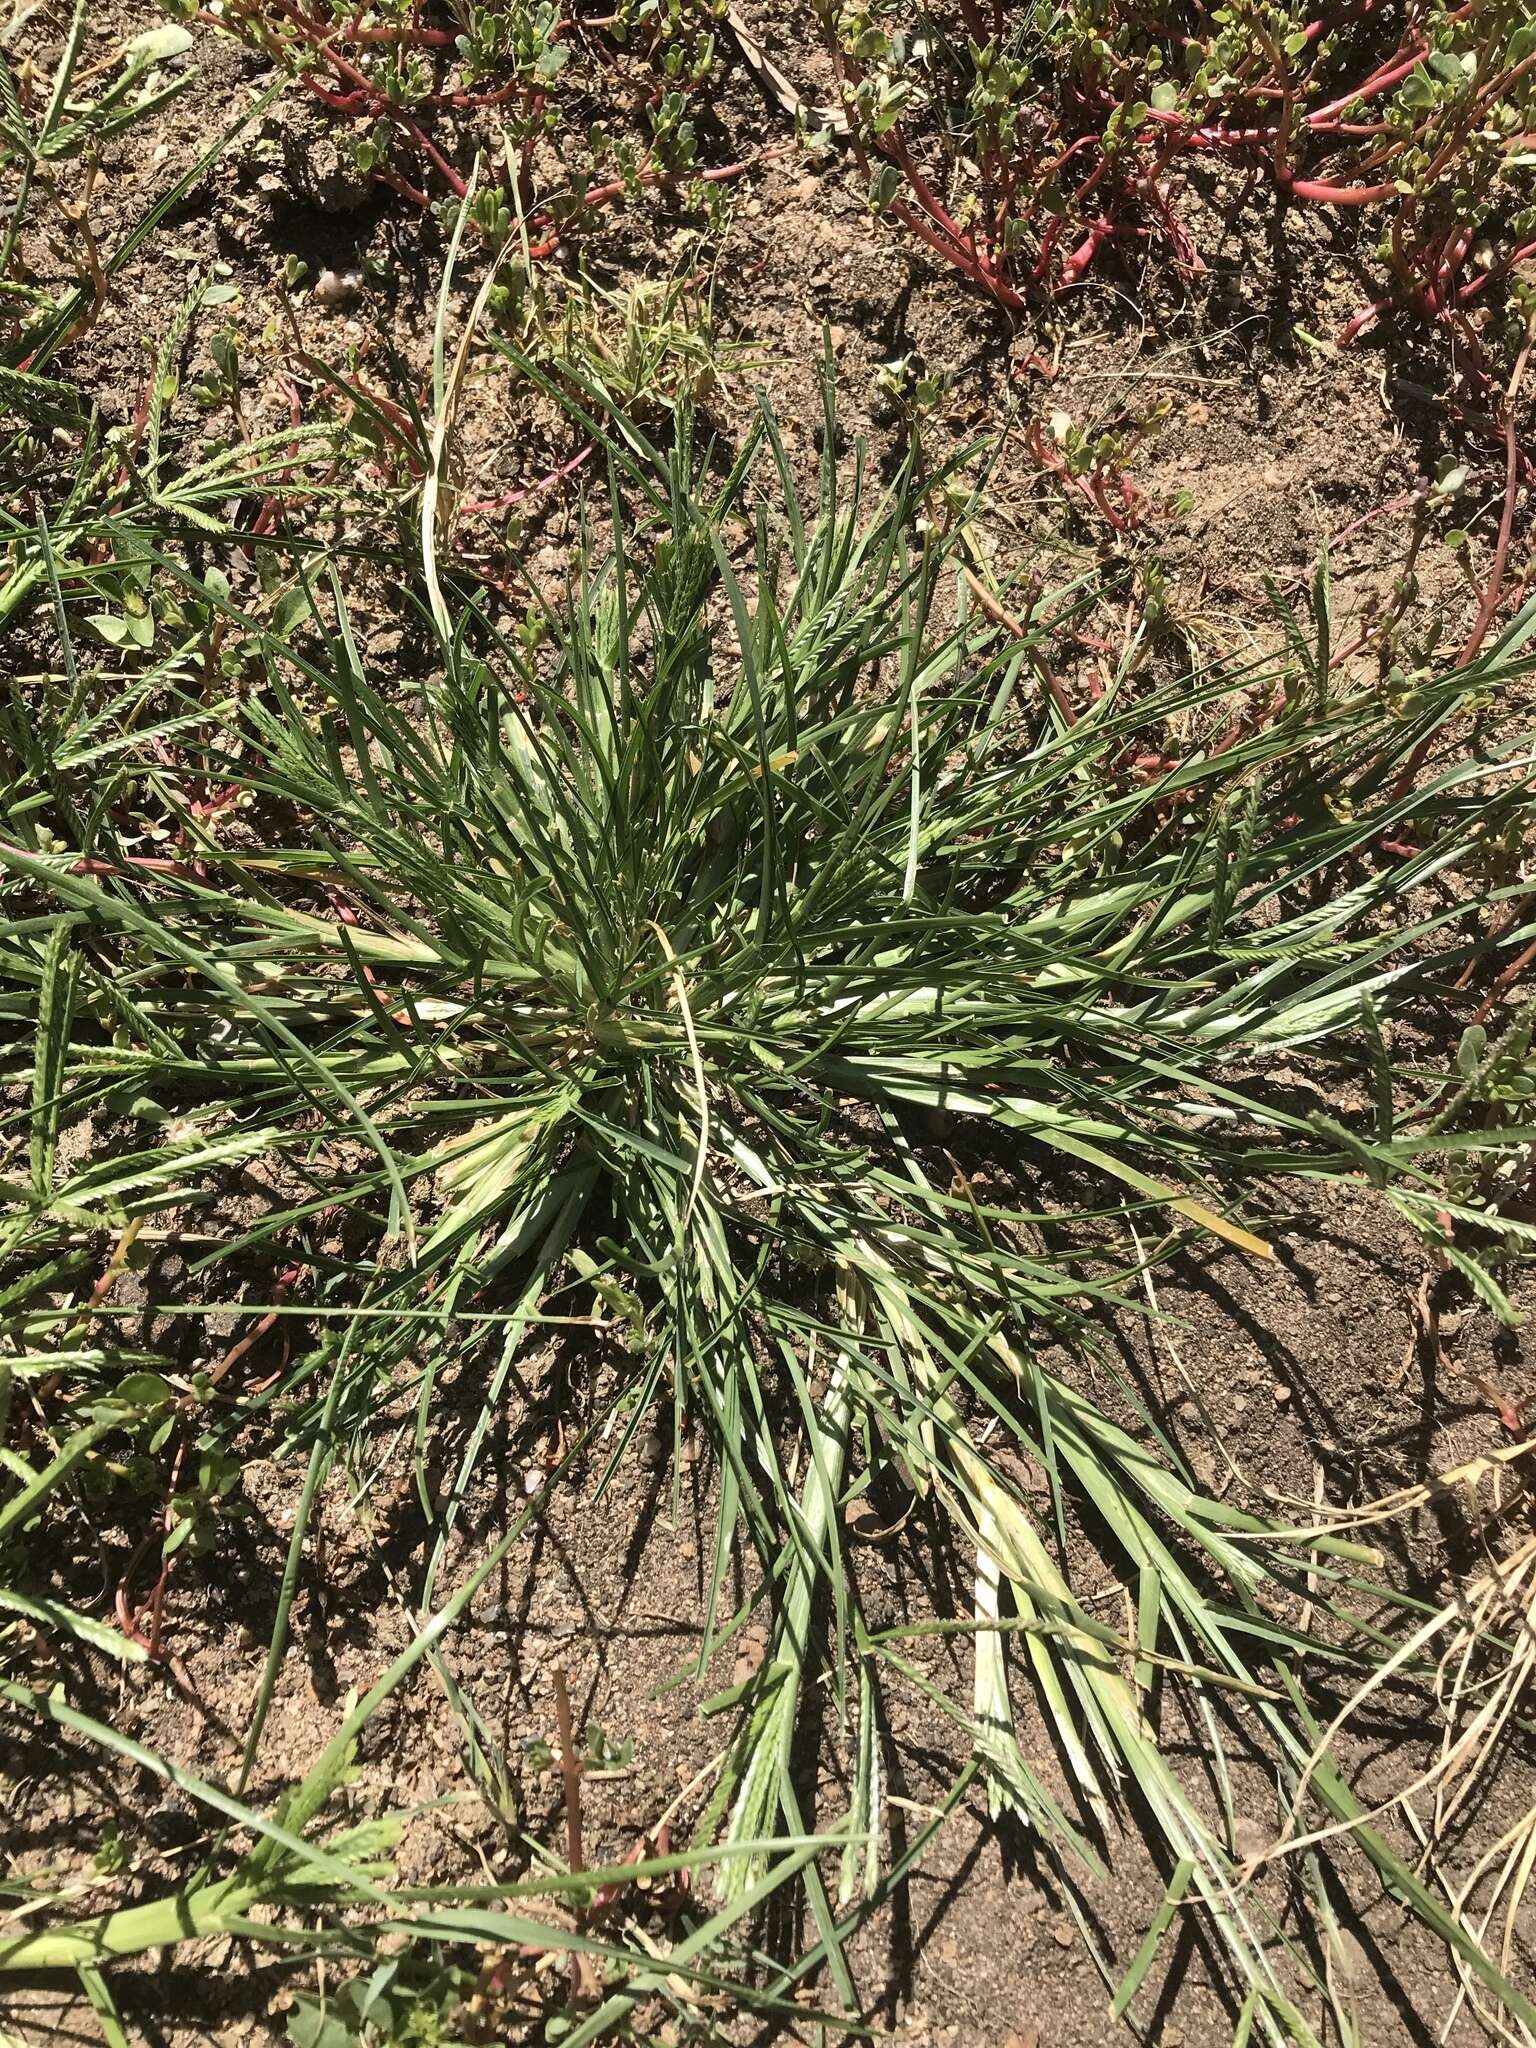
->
[827, 0, 1536, 623]
[4, 374, 1536, 2043]
[168, 0, 728, 220]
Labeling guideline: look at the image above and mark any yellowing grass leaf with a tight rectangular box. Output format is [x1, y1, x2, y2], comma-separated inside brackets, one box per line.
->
[1025, 1123, 1271, 1257]
[1165, 1197, 1272, 1258]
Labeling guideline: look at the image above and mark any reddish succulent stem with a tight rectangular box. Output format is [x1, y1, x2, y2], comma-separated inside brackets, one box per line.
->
[342, 13, 456, 43]
[461, 439, 595, 518]
[1274, 168, 1399, 204]
[1459, 333, 1533, 665]
[1459, 239, 1536, 306]
[1311, 44, 1428, 122]
[1061, 217, 1116, 284]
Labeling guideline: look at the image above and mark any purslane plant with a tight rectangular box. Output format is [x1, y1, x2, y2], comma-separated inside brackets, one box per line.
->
[165, 0, 725, 215]
[828, 0, 1535, 330]
[827, 0, 1535, 621]
[4, 381, 1536, 2037]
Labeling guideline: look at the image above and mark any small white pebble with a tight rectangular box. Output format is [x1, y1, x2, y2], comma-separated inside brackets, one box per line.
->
[313, 267, 362, 309]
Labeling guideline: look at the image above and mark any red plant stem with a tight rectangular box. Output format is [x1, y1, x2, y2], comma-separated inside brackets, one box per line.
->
[1326, 488, 1421, 553]
[1311, 44, 1428, 122]
[301, 62, 468, 195]
[518, 93, 544, 189]
[1435, 224, 1475, 308]
[888, 192, 1023, 304]
[1459, 333, 1532, 664]
[522, 147, 790, 261]
[323, 70, 547, 111]
[1031, 150, 1117, 285]
[304, 81, 369, 109]
[1384, 336, 1529, 805]
[375, 161, 433, 208]
[461, 439, 595, 517]
[240, 0, 470, 194]
[342, 13, 455, 43]
[117, 1440, 186, 1654]
[961, 566, 1076, 720]
[880, 129, 970, 243]
[1459, 240, 1536, 306]
[1337, 295, 1392, 346]
[339, 377, 427, 467]
[552, 1667, 587, 1996]
[1274, 167, 1398, 205]
[834, 33, 1026, 305]
[1061, 217, 1116, 285]
[206, 1264, 304, 1390]
[1471, 937, 1536, 1029]
[1030, 212, 1068, 285]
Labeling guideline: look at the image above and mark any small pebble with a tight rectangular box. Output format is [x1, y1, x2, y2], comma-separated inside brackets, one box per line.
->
[1051, 1919, 1074, 1948]
[637, 1429, 664, 1468]
[828, 325, 847, 353]
[313, 267, 362, 309]
[1272, 1381, 1291, 1405]
[732, 1622, 769, 1684]
[523, 1466, 543, 1496]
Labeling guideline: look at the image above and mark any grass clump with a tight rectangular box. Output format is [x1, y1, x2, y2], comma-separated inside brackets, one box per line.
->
[4, 368, 1536, 2039]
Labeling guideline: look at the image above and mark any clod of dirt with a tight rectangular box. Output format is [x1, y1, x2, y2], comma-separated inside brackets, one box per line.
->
[1231, 1814, 1271, 1863]
[1332, 1930, 1371, 1990]
[733, 1623, 769, 1685]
